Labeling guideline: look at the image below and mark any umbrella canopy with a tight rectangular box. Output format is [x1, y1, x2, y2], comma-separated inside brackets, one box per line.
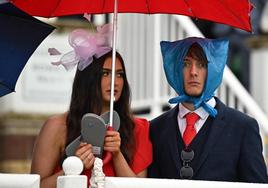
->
[0, 2, 55, 97]
[12, 0, 253, 32]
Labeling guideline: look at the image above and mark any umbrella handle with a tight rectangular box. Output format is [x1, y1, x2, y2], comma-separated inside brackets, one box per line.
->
[102, 151, 112, 165]
[102, 126, 113, 165]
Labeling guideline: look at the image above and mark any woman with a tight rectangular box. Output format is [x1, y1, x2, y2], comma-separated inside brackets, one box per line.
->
[31, 50, 152, 188]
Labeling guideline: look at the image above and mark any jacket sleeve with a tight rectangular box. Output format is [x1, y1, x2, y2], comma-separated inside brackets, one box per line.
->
[148, 120, 160, 178]
[130, 118, 152, 174]
[238, 117, 268, 183]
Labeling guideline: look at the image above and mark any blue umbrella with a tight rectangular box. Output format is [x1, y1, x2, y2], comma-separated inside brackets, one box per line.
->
[0, 2, 55, 97]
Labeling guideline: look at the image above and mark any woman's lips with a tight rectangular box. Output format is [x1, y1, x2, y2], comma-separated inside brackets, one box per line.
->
[106, 90, 118, 95]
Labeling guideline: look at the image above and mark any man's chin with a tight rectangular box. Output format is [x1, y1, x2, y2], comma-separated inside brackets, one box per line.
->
[185, 92, 202, 97]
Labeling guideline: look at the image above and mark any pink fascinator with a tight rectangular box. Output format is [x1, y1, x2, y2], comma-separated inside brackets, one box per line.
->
[49, 14, 112, 71]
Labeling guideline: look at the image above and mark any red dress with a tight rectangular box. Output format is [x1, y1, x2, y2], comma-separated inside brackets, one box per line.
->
[56, 117, 152, 179]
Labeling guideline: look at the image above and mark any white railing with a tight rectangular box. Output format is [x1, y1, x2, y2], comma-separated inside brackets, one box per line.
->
[104, 177, 268, 188]
[55, 157, 267, 188]
[0, 173, 40, 188]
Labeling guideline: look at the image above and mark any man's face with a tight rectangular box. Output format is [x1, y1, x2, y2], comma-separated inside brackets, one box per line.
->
[183, 49, 207, 97]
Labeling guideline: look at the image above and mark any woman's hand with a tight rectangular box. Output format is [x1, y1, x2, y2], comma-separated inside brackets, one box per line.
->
[104, 130, 121, 155]
[75, 142, 95, 169]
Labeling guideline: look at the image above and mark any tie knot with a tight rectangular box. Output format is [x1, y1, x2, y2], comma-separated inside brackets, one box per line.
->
[185, 112, 199, 126]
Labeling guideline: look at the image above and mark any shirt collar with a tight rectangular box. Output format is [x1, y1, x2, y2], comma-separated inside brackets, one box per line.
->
[178, 97, 216, 119]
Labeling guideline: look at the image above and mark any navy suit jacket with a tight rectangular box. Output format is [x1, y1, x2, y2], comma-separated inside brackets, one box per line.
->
[148, 98, 268, 183]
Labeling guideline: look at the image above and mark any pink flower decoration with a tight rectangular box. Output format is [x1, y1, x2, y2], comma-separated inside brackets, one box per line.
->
[49, 14, 112, 71]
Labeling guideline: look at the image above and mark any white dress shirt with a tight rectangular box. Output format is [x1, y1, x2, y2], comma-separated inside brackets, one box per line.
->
[178, 97, 216, 136]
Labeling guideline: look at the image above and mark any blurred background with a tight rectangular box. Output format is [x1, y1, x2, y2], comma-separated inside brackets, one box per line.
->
[1, 0, 268, 173]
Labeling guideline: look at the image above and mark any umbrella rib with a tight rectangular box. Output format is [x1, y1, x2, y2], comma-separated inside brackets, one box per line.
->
[146, 0, 150, 14]
[50, 0, 63, 17]
[0, 81, 14, 92]
[102, 0, 106, 13]
[217, 0, 251, 30]
[183, 0, 196, 18]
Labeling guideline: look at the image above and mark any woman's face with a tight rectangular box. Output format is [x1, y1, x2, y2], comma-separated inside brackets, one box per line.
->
[101, 57, 124, 104]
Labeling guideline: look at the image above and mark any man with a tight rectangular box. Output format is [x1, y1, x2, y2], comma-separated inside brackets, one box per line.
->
[148, 37, 268, 183]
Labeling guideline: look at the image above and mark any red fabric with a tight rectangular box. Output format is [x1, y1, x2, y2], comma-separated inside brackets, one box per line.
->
[183, 112, 199, 147]
[69, 117, 152, 179]
[12, 0, 252, 32]
[98, 117, 152, 176]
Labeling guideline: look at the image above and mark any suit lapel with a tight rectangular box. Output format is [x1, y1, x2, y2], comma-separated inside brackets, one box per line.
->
[166, 105, 183, 171]
[195, 99, 227, 174]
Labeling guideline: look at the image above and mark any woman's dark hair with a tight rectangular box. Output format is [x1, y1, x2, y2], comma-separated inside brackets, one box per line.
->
[64, 50, 135, 163]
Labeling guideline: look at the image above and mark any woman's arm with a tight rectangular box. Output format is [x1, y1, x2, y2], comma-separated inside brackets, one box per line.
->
[112, 151, 147, 177]
[104, 130, 147, 177]
[31, 114, 96, 188]
[31, 115, 67, 188]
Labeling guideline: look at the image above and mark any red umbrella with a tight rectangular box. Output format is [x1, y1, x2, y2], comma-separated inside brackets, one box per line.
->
[12, 0, 252, 32]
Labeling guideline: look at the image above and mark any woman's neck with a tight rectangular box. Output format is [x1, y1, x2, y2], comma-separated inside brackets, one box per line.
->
[101, 104, 109, 114]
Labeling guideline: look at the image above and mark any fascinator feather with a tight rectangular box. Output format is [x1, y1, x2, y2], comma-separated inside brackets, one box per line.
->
[49, 14, 112, 71]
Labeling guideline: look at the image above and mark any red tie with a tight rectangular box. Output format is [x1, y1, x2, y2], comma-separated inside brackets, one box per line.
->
[183, 112, 200, 147]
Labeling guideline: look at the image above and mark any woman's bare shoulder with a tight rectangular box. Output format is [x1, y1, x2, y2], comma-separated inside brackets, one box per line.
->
[44, 112, 67, 126]
[31, 113, 68, 177]
[39, 112, 68, 145]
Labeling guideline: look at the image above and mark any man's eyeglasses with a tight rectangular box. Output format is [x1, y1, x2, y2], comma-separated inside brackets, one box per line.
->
[180, 149, 194, 179]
